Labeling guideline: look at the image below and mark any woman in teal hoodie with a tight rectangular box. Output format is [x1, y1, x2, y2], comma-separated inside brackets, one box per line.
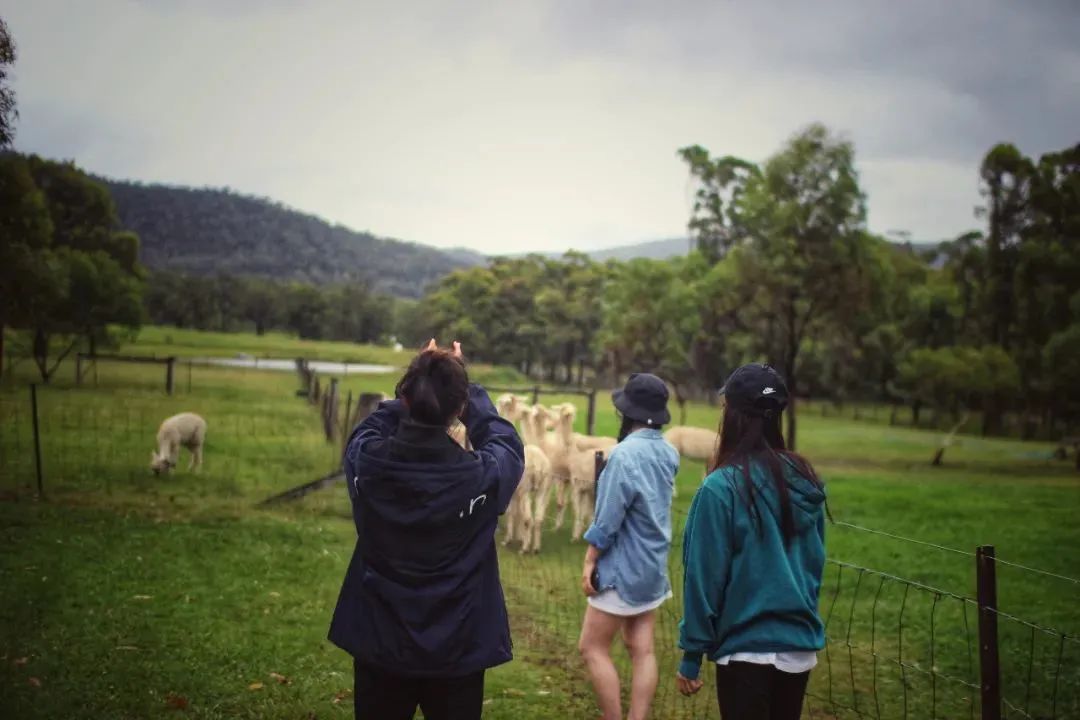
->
[676, 363, 826, 719]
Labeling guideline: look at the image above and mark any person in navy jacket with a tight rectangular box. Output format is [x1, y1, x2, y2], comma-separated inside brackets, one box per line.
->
[328, 340, 525, 720]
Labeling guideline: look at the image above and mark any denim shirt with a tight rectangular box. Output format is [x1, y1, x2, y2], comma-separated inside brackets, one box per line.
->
[583, 429, 680, 605]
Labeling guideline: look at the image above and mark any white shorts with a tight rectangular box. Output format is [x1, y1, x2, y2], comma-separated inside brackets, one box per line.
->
[587, 588, 673, 617]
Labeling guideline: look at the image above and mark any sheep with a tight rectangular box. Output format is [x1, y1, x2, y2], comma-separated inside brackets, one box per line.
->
[150, 412, 207, 475]
[663, 425, 719, 462]
[503, 441, 554, 554]
[495, 393, 530, 424]
[534, 403, 578, 531]
[566, 445, 607, 541]
[448, 421, 472, 450]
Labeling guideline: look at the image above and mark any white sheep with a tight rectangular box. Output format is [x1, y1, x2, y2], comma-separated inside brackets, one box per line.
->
[150, 412, 207, 475]
[503, 442, 554, 554]
[566, 444, 612, 541]
[663, 425, 718, 462]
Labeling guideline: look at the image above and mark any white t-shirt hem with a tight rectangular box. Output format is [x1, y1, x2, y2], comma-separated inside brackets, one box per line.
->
[715, 651, 818, 674]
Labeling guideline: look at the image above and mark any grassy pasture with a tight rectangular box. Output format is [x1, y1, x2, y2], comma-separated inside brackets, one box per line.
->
[1, 328, 1078, 719]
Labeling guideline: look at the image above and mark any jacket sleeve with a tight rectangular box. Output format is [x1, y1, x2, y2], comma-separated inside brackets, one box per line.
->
[343, 398, 405, 501]
[678, 482, 733, 680]
[582, 450, 634, 552]
[463, 384, 525, 514]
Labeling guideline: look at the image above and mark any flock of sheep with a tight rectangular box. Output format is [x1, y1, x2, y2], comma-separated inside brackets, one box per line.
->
[482, 394, 720, 555]
[145, 396, 720, 553]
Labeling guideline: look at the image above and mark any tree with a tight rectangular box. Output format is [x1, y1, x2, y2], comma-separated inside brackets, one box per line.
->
[682, 124, 871, 449]
[0, 17, 16, 148]
[0, 154, 53, 377]
[238, 277, 284, 336]
[284, 284, 329, 340]
[679, 146, 760, 263]
[4, 156, 146, 382]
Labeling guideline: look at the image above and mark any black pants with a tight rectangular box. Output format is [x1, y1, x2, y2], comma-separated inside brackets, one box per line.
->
[715, 662, 810, 720]
[353, 660, 485, 720]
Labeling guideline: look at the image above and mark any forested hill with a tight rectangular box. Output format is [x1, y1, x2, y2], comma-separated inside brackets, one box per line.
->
[103, 179, 486, 297]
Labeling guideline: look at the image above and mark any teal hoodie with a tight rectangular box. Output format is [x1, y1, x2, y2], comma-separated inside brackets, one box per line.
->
[677, 456, 826, 680]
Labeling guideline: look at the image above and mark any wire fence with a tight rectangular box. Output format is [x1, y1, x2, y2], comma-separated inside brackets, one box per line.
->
[2, 369, 1078, 718]
[497, 497, 1080, 719]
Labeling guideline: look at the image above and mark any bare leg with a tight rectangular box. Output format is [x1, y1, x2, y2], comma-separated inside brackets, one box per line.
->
[622, 610, 659, 720]
[193, 444, 202, 472]
[578, 604, 624, 720]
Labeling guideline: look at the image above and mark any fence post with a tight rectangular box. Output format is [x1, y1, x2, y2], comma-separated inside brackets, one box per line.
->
[342, 390, 353, 443]
[30, 384, 44, 498]
[976, 545, 1001, 720]
[594, 450, 605, 499]
[323, 378, 339, 442]
[75, 354, 82, 386]
[586, 389, 597, 436]
[532, 385, 541, 406]
[165, 357, 176, 395]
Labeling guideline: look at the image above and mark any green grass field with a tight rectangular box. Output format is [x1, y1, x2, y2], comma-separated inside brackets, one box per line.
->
[2, 327, 1078, 719]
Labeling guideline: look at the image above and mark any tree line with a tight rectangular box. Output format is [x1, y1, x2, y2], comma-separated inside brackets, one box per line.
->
[143, 271, 396, 345]
[415, 125, 1080, 447]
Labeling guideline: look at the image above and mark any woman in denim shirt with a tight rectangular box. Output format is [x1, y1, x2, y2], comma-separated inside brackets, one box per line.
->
[578, 373, 680, 720]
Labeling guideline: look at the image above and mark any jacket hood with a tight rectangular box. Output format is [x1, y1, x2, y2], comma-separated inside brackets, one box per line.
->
[731, 454, 825, 533]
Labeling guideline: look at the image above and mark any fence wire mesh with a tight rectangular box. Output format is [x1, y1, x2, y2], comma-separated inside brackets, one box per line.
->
[2, 367, 1078, 719]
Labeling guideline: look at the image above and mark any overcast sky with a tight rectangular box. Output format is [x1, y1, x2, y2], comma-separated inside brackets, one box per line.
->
[6, 1, 1079, 254]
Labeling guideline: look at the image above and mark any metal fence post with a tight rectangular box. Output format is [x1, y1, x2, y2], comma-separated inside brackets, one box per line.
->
[30, 384, 44, 498]
[586, 389, 597, 436]
[976, 545, 1001, 720]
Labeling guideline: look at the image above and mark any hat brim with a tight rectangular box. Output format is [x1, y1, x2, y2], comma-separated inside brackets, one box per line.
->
[612, 389, 671, 426]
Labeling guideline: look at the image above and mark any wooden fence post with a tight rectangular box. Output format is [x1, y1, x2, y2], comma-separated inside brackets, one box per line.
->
[165, 357, 176, 395]
[30, 384, 44, 498]
[532, 385, 541, 405]
[75, 354, 83, 386]
[341, 390, 353, 443]
[323, 379, 339, 441]
[976, 545, 1001, 720]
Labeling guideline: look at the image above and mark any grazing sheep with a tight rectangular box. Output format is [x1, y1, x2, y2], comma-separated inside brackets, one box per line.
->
[150, 412, 207, 475]
[663, 425, 719, 462]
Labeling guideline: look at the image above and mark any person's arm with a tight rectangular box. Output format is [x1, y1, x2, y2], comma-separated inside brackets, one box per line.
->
[342, 398, 405, 500]
[463, 383, 525, 513]
[677, 483, 733, 681]
[581, 543, 602, 596]
[582, 451, 633, 554]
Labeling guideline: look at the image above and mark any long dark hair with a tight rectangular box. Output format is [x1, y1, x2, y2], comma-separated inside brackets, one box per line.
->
[707, 404, 824, 545]
[395, 348, 469, 427]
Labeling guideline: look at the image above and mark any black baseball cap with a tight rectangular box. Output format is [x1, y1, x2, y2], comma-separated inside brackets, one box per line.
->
[612, 373, 671, 426]
[719, 363, 789, 415]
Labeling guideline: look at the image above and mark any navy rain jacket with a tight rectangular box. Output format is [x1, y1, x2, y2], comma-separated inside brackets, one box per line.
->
[328, 384, 525, 677]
